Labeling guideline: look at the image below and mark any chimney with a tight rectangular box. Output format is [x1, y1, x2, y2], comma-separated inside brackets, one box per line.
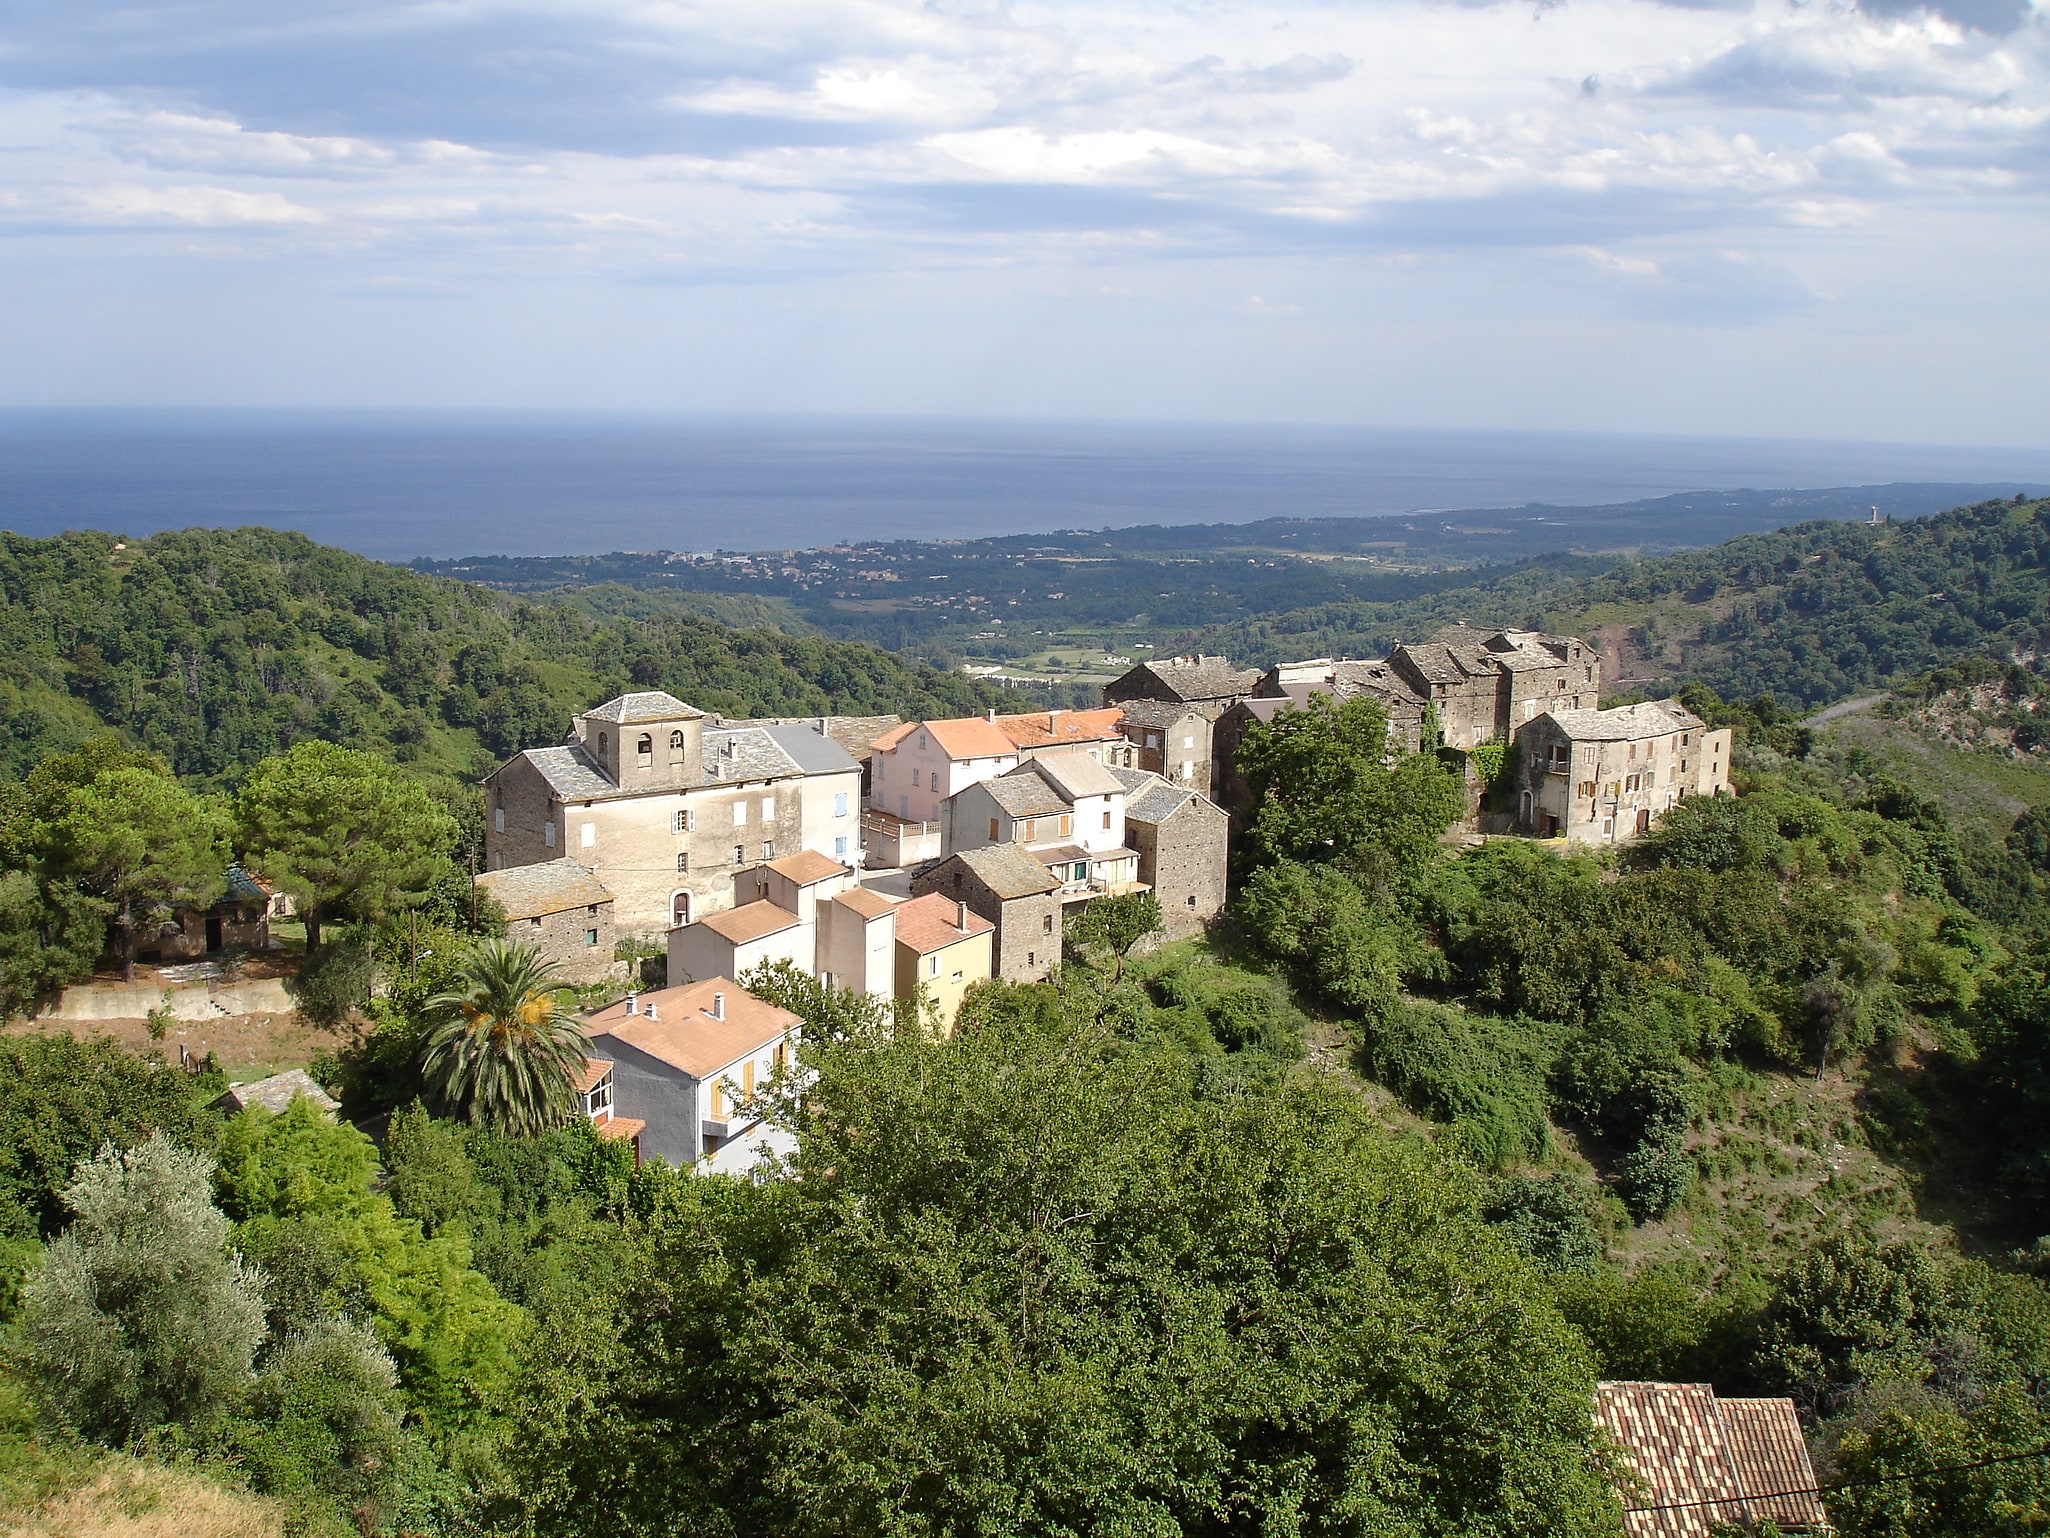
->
[645, 1003, 659, 1021]
[1048, 708, 1060, 732]
[711, 991, 726, 1021]
[987, 708, 997, 723]
[626, 993, 639, 1015]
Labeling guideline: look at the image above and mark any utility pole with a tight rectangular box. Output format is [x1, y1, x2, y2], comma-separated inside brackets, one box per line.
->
[469, 841, 478, 931]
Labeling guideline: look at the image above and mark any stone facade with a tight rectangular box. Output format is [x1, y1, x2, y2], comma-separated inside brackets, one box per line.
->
[912, 844, 1062, 984]
[1511, 699, 1733, 844]
[1388, 626, 1601, 752]
[1120, 778, 1230, 939]
[1103, 655, 1260, 803]
[483, 691, 860, 939]
[475, 858, 617, 984]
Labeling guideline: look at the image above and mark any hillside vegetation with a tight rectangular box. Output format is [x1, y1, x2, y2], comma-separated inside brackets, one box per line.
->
[0, 527, 1009, 785]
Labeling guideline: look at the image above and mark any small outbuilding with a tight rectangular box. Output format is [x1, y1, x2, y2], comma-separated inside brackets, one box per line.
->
[213, 1069, 340, 1119]
[475, 858, 618, 983]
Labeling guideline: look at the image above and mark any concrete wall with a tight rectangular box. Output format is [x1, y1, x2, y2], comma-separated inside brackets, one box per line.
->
[817, 901, 895, 997]
[586, 1032, 702, 1167]
[38, 977, 294, 1023]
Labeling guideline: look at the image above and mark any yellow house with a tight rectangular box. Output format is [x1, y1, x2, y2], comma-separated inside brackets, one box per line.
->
[892, 892, 995, 1035]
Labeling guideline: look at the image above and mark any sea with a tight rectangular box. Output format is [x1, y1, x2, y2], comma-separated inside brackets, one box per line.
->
[3, 410, 2048, 561]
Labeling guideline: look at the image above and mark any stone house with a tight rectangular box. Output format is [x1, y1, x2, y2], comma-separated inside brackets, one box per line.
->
[483, 691, 862, 938]
[585, 977, 802, 1175]
[1511, 699, 1732, 843]
[1103, 655, 1261, 799]
[941, 753, 1143, 905]
[137, 864, 285, 963]
[1115, 770, 1230, 940]
[892, 893, 995, 1034]
[911, 843, 1062, 984]
[474, 859, 617, 984]
[1388, 626, 1601, 751]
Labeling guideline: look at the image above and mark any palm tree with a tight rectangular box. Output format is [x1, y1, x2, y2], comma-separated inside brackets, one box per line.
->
[419, 939, 591, 1136]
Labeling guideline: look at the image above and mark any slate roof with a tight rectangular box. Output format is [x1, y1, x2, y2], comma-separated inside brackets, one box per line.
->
[980, 776, 1072, 819]
[1541, 699, 1706, 742]
[1112, 656, 1261, 702]
[1329, 661, 1428, 709]
[1232, 696, 1296, 723]
[1024, 751, 1126, 801]
[995, 707, 1128, 749]
[762, 723, 861, 776]
[517, 744, 618, 800]
[697, 899, 803, 945]
[1113, 698, 1197, 730]
[1127, 783, 1199, 824]
[587, 978, 798, 1079]
[223, 864, 276, 904]
[894, 891, 994, 955]
[476, 858, 613, 921]
[1392, 642, 1479, 685]
[583, 691, 704, 724]
[947, 843, 1061, 899]
[765, 850, 849, 886]
[1595, 1382, 1827, 1538]
[701, 727, 806, 784]
[213, 1069, 340, 1118]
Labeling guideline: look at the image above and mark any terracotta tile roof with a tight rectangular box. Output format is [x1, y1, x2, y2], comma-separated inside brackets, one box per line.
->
[476, 858, 614, 921]
[697, 899, 802, 945]
[874, 716, 1017, 759]
[994, 707, 1126, 749]
[1595, 1382, 1825, 1537]
[1718, 1399, 1827, 1532]
[765, 850, 849, 886]
[587, 977, 799, 1079]
[570, 1057, 615, 1095]
[832, 886, 901, 921]
[894, 891, 994, 955]
[595, 1115, 644, 1142]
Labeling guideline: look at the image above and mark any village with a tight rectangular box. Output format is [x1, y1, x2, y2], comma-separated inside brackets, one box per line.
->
[458, 624, 1731, 1175]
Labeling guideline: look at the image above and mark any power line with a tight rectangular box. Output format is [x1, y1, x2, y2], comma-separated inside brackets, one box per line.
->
[1623, 1440, 2050, 1517]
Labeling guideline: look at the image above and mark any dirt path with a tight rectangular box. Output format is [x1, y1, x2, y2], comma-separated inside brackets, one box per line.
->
[1807, 692, 1888, 727]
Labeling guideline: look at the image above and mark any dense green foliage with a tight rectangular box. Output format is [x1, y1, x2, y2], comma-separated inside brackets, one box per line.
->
[0, 526, 1013, 783]
[419, 940, 591, 1136]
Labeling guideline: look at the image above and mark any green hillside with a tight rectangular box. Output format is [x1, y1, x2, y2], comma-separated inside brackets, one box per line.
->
[0, 527, 1011, 785]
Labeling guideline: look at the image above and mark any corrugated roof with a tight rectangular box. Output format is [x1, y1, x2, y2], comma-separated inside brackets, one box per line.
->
[583, 691, 704, 724]
[1540, 699, 1705, 742]
[476, 858, 613, 921]
[765, 849, 849, 886]
[697, 899, 802, 945]
[1024, 751, 1125, 801]
[587, 977, 799, 1078]
[762, 723, 861, 776]
[894, 891, 994, 955]
[946, 843, 1060, 899]
[995, 707, 1127, 749]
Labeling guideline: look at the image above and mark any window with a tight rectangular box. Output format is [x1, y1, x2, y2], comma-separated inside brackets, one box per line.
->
[587, 904, 599, 916]
[1102, 810, 1112, 830]
[834, 835, 848, 856]
[669, 729, 686, 754]
[763, 797, 775, 820]
[990, 817, 1001, 841]
[597, 732, 609, 757]
[674, 809, 694, 833]
[672, 892, 691, 925]
[543, 823, 556, 847]
[774, 1041, 787, 1073]
[1602, 818, 1615, 836]
[761, 840, 774, 860]
[833, 791, 849, 818]
[732, 801, 747, 826]
[584, 928, 598, 946]
[1019, 817, 1035, 842]
[676, 852, 689, 871]
[1057, 814, 1072, 838]
[1043, 913, 1054, 935]
[743, 1060, 755, 1097]
[1681, 732, 1691, 746]
[733, 845, 745, 865]
[1579, 781, 1596, 798]
[1181, 735, 1194, 749]
[928, 955, 939, 977]
[1027, 951, 1035, 967]
[529, 915, 543, 928]
[951, 970, 964, 983]
[1146, 732, 1160, 749]
[493, 807, 505, 833]
[710, 1079, 725, 1120]
[1187, 894, 1197, 907]
[637, 733, 653, 760]
[918, 733, 929, 751]
[581, 822, 595, 848]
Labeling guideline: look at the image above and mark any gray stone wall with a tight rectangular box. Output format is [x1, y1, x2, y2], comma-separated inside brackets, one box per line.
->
[911, 863, 1060, 983]
[507, 902, 617, 984]
[1131, 800, 1229, 940]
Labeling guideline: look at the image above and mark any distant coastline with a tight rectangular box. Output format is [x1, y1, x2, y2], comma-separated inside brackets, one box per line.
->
[3, 410, 2049, 562]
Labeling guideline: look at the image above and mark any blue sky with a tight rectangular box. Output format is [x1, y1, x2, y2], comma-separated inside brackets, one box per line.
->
[1, 0, 2045, 445]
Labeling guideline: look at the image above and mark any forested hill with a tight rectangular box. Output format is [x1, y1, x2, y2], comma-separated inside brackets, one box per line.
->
[1187, 494, 2050, 707]
[0, 527, 1010, 783]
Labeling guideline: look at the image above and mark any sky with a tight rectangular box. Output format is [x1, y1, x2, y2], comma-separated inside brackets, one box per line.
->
[1, 0, 2046, 445]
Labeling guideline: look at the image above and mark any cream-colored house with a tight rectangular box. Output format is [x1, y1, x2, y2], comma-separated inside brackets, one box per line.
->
[483, 691, 862, 938]
[941, 753, 1144, 907]
[1512, 699, 1733, 844]
[892, 893, 994, 1034]
[668, 850, 854, 987]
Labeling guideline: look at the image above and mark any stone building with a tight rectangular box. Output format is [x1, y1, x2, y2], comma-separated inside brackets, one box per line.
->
[1103, 655, 1261, 801]
[1116, 770, 1230, 940]
[1388, 626, 1600, 751]
[942, 753, 1143, 904]
[474, 858, 618, 984]
[1511, 699, 1732, 844]
[912, 843, 1062, 984]
[483, 691, 862, 938]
